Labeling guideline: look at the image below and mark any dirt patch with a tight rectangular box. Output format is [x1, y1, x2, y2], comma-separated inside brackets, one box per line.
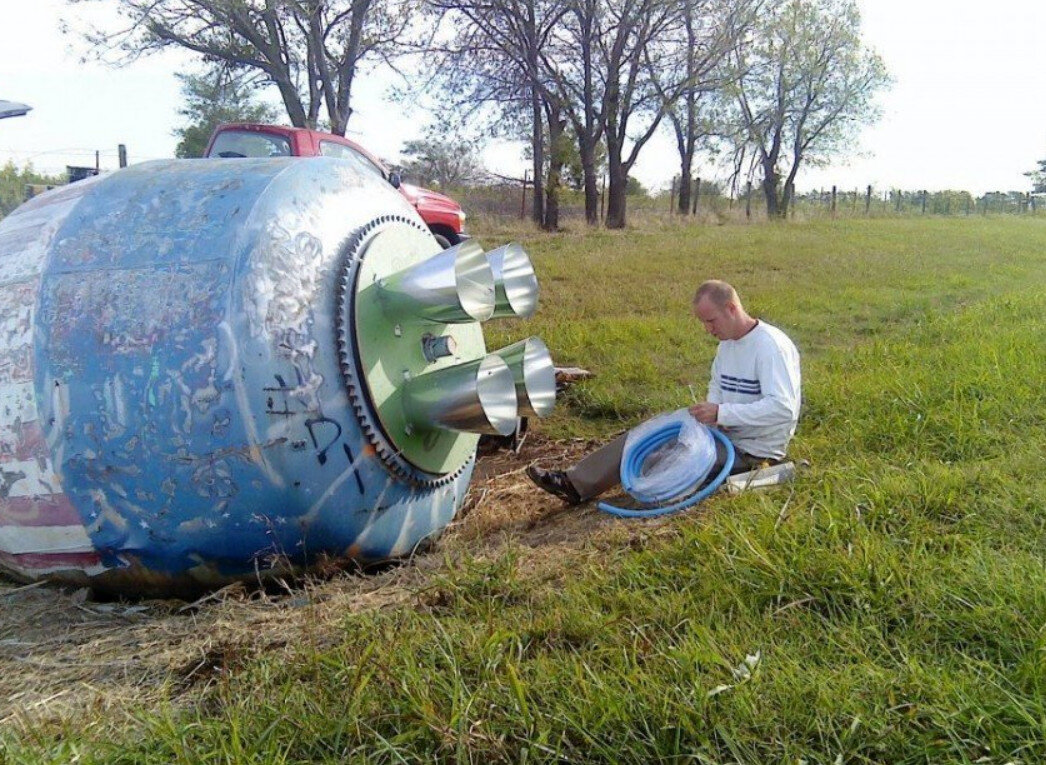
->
[0, 435, 660, 735]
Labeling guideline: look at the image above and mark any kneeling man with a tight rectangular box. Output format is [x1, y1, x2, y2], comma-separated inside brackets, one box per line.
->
[527, 280, 801, 504]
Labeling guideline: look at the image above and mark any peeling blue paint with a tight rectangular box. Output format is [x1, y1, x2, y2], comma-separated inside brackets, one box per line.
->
[0, 158, 474, 594]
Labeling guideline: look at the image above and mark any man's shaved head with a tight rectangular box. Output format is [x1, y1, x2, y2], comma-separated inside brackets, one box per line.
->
[692, 280, 756, 341]
[693, 280, 739, 308]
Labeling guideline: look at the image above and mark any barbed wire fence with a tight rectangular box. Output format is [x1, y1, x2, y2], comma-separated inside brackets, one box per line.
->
[663, 177, 1045, 220]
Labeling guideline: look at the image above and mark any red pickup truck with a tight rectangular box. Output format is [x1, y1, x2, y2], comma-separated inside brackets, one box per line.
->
[205, 123, 468, 248]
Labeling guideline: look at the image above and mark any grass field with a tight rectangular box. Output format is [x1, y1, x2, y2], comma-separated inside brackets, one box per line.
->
[4, 217, 1046, 763]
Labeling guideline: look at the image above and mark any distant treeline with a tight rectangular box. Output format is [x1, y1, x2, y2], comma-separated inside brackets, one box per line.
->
[0, 162, 65, 219]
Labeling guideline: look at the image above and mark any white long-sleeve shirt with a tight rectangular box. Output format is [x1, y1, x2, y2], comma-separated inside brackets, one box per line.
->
[707, 320, 801, 459]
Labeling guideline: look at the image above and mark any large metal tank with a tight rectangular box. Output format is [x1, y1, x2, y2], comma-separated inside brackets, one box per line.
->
[0, 157, 554, 596]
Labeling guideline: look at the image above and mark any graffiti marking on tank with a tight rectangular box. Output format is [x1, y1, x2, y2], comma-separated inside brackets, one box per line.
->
[262, 365, 348, 469]
[348, 481, 397, 547]
[341, 443, 365, 495]
[263, 373, 304, 416]
[172, 457, 239, 501]
[85, 488, 131, 534]
[300, 444, 376, 523]
[211, 408, 232, 438]
[221, 320, 283, 487]
[151, 336, 223, 436]
[97, 373, 130, 440]
[304, 417, 343, 466]
[171, 437, 288, 467]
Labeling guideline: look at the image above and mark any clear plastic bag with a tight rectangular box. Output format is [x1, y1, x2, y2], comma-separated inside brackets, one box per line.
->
[621, 408, 717, 503]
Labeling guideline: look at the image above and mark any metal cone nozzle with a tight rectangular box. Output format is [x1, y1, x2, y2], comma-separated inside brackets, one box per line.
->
[379, 240, 495, 323]
[403, 354, 518, 436]
[487, 242, 539, 318]
[493, 337, 556, 418]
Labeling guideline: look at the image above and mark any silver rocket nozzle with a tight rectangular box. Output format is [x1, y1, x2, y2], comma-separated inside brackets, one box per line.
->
[378, 240, 495, 323]
[493, 337, 556, 418]
[486, 243, 539, 319]
[403, 354, 518, 436]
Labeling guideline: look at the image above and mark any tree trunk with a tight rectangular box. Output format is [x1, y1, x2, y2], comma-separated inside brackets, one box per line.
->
[605, 152, 627, 229]
[580, 140, 599, 225]
[677, 157, 692, 215]
[761, 161, 781, 218]
[274, 77, 309, 128]
[530, 83, 545, 227]
[781, 161, 801, 219]
[544, 112, 566, 232]
[544, 169, 561, 231]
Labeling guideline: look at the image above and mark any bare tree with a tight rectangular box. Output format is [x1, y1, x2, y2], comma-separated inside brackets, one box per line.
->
[652, 0, 754, 214]
[729, 0, 889, 217]
[425, 0, 693, 229]
[423, 0, 568, 228]
[67, 0, 412, 135]
[546, 0, 713, 228]
[542, 0, 605, 225]
[597, 0, 682, 228]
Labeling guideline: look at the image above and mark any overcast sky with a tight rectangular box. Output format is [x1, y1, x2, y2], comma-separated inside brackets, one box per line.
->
[2, 0, 1044, 195]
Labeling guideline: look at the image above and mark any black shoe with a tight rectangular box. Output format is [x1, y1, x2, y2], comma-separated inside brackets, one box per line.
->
[526, 466, 582, 505]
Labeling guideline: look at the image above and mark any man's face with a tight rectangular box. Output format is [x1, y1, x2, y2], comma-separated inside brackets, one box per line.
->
[693, 296, 734, 340]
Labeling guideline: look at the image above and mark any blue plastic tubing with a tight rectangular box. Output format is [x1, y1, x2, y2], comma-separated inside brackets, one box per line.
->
[597, 426, 735, 518]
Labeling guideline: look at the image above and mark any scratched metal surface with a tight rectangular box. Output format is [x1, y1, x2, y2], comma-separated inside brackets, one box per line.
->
[0, 158, 472, 595]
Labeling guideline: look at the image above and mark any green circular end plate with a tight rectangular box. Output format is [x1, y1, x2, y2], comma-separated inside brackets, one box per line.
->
[352, 223, 486, 475]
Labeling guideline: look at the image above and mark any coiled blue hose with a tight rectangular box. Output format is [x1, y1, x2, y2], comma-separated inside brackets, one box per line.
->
[597, 426, 735, 518]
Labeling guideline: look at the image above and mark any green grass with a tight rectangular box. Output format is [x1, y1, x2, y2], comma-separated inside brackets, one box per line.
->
[484, 216, 1046, 438]
[4, 217, 1046, 763]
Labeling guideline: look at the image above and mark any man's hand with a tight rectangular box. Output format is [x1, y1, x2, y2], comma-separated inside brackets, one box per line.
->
[689, 402, 719, 426]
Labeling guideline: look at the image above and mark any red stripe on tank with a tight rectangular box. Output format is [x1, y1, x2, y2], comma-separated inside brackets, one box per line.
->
[0, 494, 82, 528]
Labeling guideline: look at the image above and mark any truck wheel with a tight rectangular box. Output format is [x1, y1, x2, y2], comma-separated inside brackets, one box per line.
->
[433, 233, 453, 249]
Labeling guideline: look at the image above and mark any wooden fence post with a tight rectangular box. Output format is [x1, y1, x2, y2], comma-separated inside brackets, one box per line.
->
[118, 144, 127, 168]
[693, 177, 700, 215]
[745, 181, 752, 220]
[865, 185, 872, 215]
[831, 186, 837, 217]
[921, 190, 927, 214]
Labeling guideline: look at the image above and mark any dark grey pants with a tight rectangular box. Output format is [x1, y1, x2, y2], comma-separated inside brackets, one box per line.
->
[565, 432, 779, 502]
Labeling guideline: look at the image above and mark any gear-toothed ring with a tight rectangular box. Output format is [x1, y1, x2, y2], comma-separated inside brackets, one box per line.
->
[334, 216, 473, 489]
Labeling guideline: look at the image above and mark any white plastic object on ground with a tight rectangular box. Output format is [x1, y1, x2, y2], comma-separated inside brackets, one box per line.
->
[621, 408, 717, 504]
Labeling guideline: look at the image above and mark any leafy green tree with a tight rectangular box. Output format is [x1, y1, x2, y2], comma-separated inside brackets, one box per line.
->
[399, 132, 488, 189]
[729, 0, 890, 218]
[174, 70, 280, 158]
[625, 175, 648, 197]
[1026, 159, 1046, 193]
[0, 162, 64, 220]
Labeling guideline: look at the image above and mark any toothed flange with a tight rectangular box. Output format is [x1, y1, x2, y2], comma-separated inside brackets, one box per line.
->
[334, 216, 481, 488]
